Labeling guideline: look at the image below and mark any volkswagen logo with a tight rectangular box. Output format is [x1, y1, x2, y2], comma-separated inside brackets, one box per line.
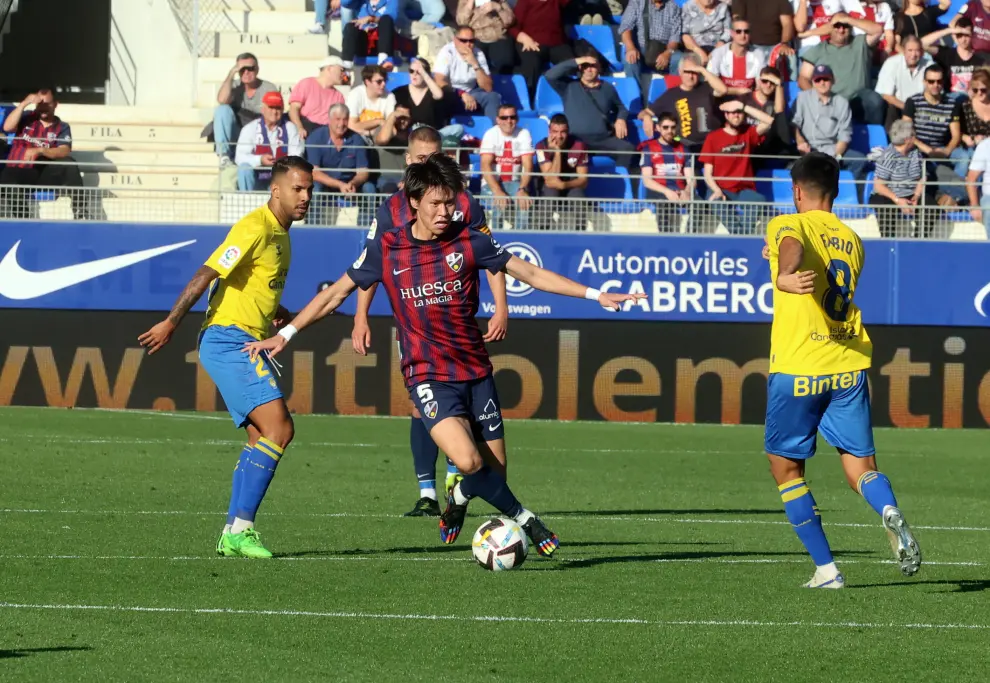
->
[503, 242, 542, 297]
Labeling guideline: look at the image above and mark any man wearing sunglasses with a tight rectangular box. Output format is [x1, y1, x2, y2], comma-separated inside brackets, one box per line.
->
[346, 65, 397, 137]
[706, 19, 767, 97]
[639, 112, 696, 232]
[480, 104, 534, 229]
[434, 26, 503, 122]
[923, 19, 987, 97]
[213, 52, 279, 166]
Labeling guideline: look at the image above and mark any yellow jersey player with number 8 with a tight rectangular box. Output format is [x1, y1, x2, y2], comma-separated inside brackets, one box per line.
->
[764, 151, 921, 589]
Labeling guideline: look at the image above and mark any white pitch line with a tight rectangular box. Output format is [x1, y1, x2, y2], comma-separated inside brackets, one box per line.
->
[0, 602, 987, 630]
[2, 508, 986, 533]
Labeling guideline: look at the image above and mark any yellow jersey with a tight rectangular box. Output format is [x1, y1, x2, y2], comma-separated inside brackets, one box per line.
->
[203, 204, 291, 340]
[766, 210, 872, 375]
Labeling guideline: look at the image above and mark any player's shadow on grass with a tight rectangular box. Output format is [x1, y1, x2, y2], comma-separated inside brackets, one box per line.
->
[555, 549, 873, 571]
[545, 508, 782, 517]
[0, 646, 93, 659]
[850, 579, 990, 593]
[277, 540, 660, 559]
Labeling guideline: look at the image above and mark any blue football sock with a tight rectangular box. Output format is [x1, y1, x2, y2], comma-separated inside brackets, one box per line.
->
[226, 445, 251, 526]
[857, 471, 898, 517]
[446, 458, 459, 477]
[235, 437, 283, 522]
[459, 464, 523, 518]
[779, 478, 834, 567]
[411, 417, 440, 498]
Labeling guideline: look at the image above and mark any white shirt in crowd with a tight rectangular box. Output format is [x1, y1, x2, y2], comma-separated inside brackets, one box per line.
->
[346, 85, 396, 125]
[480, 126, 534, 184]
[234, 117, 304, 169]
[707, 44, 767, 91]
[875, 53, 934, 102]
[434, 42, 492, 92]
[969, 138, 990, 196]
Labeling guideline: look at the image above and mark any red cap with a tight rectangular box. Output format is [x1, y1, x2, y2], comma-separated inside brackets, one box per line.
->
[262, 91, 284, 108]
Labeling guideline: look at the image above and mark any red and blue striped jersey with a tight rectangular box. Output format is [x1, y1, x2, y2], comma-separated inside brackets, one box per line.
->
[8, 114, 72, 169]
[366, 189, 488, 246]
[348, 222, 511, 387]
[638, 139, 687, 191]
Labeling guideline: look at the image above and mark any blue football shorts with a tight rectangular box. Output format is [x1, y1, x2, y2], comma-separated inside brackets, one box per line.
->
[764, 370, 875, 459]
[409, 375, 505, 442]
[198, 325, 283, 428]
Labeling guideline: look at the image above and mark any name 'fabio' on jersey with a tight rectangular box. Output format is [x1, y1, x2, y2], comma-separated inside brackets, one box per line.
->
[347, 223, 510, 387]
[367, 189, 489, 245]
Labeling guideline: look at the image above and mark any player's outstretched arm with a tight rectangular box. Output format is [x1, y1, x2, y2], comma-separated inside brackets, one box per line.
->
[138, 265, 219, 355]
[504, 255, 646, 311]
[244, 273, 359, 360]
[483, 271, 509, 342]
[352, 283, 378, 355]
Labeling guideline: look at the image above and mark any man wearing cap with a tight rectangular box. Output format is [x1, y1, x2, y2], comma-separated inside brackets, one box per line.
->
[792, 64, 869, 201]
[213, 52, 279, 165]
[288, 57, 347, 139]
[233, 92, 304, 191]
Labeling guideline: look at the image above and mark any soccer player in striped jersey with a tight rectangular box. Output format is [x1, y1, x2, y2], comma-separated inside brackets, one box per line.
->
[139, 156, 314, 559]
[246, 154, 644, 557]
[764, 152, 921, 588]
[351, 126, 509, 518]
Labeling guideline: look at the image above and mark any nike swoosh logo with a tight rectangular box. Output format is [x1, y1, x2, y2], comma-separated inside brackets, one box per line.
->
[0, 239, 197, 300]
[975, 281, 990, 317]
[393, 268, 411, 275]
[488, 422, 502, 431]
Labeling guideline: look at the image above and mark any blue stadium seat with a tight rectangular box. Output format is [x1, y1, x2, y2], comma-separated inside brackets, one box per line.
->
[535, 78, 564, 115]
[851, 124, 888, 154]
[466, 154, 482, 194]
[570, 26, 621, 71]
[588, 156, 634, 211]
[940, 0, 966, 25]
[765, 169, 793, 204]
[629, 119, 650, 146]
[518, 117, 549, 145]
[388, 71, 410, 89]
[602, 77, 642, 116]
[451, 115, 493, 140]
[647, 77, 668, 105]
[493, 75, 532, 112]
[786, 81, 800, 109]
[836, 170, 867, 218]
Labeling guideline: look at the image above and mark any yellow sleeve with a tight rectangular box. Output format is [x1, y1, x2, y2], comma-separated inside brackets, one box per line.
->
[766, 216, 805, 257]
[206, 221, 264, 278]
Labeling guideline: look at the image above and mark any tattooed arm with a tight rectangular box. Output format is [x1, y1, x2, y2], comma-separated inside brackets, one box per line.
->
[138, 265, 219, 354]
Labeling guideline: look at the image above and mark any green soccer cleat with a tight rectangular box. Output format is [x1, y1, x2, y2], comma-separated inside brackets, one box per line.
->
[222, 528, 274, 559]
[216, 530, 239, 557]
[445, 472, 463, 498]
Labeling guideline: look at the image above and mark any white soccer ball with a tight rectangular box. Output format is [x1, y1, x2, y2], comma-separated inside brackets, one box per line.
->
[472, 518, 528, 571]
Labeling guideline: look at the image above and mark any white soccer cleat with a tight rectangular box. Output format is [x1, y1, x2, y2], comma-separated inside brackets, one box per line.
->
[882, 506, 922, 577]
[803, 568, 846, 589]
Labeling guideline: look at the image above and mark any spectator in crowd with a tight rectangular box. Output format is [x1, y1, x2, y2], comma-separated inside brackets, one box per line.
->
[544, 54, 636, 170]
[534, 114, 590, 230]
[965, 136, 990, 234]
[699, 100, 775, 232]
[392, 58, 463, 137]
[409, 0, 447, 26]
[876, 35, 933, 129]
[620, 0, 683, 101]
[680, 0, 731, 65]
[895, 0, 951, 50]
[433, 26, 503, 122]
[480, 104, 534, 229]
[859, 0, 896, 64]
[743, 67, 792, 157]
[310, 0, 342, 32]
[955, 0, 990, 54]
[234, 92, 304, 192]
[305, 103, 374, 213]
[903, 63, 967, 205]
[707, 19, 767, 96]
[289, 57, 347, 138]
[457, 0, 516, 76]
[346, 65, 397, 137]
[731, 0, 796, 75]
[373, 106, 414, 193]
[511, 0, 576, 98]
[0, 88, 94, 220]
[213, 53, 279, 165]
[958, 70, 990, 176]
[798, 13, 885, 124]
[793, 64, 868, 200]
[638, 55, 727, 152]
[640, 111, 696, 232]
[869, 119, 934, 237]
[341, 0, 398, 71]
[924, 21, 987, 98]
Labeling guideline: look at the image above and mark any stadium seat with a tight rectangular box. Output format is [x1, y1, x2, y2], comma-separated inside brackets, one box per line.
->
[570, 26, 622, 71]
[630, 119, 651, 146]
[647, 77, 668, 105]
[786, 81, 800, 109]
[534, 78, 564, 115]
[940, 0, 967, 26]
[466, 154, 482, 194]
[451, 115, 493, 140]
[765, 169, 793, 204]
[388, 72, 410, 89]
[602, 77, 642, 116]
[588, 156, 635, 211]
[493, 75, 533, 113]
[836, 170, 868, 218]
[518, 117, 549, 145]
[851, 124, 888, 154]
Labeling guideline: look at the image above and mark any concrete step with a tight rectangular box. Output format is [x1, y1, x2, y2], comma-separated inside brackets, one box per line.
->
[71, 123, 206, 146]
[56, 105, 213, 126]
[83, 172, 220, 191]
[206, 31, 328, 60]
[74, 150, 219, 173]
[221, 0, 309, 10]
[74, 140, 214, 154]
[37, 195, 221, 223]
[201, 10, 314, 34]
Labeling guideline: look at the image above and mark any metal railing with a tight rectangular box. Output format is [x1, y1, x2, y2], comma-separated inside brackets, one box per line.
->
[168, 0, 228, 58]
[107, 12, 138, 106]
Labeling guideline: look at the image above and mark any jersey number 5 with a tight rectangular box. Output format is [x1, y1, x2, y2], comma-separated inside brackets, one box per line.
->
[823, 259, 852, 322]
[416, 384, 434, 403]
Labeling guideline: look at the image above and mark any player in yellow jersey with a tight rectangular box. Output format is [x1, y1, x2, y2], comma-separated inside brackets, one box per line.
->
[764, 152, 921, 589]
[138, 156, 314, 559]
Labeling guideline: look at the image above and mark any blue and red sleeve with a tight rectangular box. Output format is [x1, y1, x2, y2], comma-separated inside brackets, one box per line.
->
[468, 229, 511, 273]
[347, 233, 384, 290]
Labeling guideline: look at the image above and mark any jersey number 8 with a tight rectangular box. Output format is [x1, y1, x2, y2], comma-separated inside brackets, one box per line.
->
[823, 259, 852, 322]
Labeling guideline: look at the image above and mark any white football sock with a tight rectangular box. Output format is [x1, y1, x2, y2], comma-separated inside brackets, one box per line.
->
[452, 481, 470, 506]
[222, 524, 232, 534]
[231, 517, 254, 534]
[514, 508, 535, 525]
[420, 487, 437, 501]
[817, 561, 840, 577]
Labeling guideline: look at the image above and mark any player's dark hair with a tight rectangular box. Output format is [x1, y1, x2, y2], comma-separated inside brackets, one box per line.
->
[924, 63, 944, 81]
[657, 111, 677, 126]
[404, 153, 465, 204]
[271, 155, 314, 179]
[408, 125, 442, 147]
[549, 113, 569, 127]
[790, 151, 839, 201]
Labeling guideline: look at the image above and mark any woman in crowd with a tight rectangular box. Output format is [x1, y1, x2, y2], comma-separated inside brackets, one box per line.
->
[957, 69, 990, 177]
[457, 0, 517, 75]
[894, 0, 952, 50]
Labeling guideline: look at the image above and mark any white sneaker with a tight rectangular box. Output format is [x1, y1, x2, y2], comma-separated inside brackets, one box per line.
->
[803, 567, 845, 589]
[308, 22, 326, 34]
[882, 506, 922, 576]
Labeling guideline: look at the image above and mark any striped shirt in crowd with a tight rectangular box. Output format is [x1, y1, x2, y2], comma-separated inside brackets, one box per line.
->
[903, 93, 961, 148]
[619, 0, 682, 53]
[874, 144, 925, 198]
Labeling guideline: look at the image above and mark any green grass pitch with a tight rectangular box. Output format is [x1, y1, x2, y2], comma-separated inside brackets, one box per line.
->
[1, 406, 989, 681]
